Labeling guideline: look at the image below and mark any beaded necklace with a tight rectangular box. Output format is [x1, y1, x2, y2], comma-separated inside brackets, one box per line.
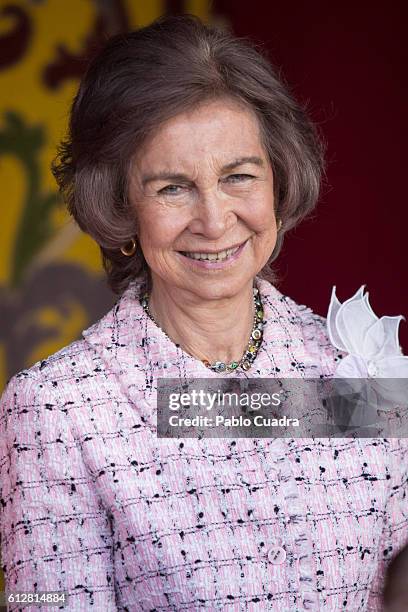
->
[140, 286, 265, 374]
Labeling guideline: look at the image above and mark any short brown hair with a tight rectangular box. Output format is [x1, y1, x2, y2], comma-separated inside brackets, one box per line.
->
[52, 14, 325, 295]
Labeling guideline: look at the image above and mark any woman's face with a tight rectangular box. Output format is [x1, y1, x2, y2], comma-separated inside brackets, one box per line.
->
[128, 98, 278, 301]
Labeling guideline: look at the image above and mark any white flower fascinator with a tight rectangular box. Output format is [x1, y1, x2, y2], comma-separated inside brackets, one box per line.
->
[327, 286, 408, 378]
[326, 287, 408, 431]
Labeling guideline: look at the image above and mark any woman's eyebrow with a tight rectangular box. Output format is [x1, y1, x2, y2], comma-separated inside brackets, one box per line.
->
[141, 156, 265, 187]
[221, 156, 265, 172]
[142, 172, 191, 187]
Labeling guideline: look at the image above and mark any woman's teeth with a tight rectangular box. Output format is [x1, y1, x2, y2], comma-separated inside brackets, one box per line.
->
[183, 245, 241, 261]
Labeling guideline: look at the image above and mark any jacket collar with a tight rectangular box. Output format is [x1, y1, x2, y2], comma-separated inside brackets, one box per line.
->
[82, 276, 315, 387]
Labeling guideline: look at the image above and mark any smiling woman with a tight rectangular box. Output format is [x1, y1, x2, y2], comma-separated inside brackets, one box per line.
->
[128, 98, 278, 364]
[1, 13, 407, 612]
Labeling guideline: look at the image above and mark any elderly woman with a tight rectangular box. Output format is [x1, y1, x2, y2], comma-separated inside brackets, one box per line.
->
[1, 15, 407, 612]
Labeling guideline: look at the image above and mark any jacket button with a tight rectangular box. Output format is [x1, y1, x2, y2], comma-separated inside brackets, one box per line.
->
[267, 546, 286, 564]
[302, 591, 318, 609]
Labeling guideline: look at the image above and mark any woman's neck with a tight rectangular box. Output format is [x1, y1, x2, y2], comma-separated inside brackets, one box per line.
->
[147, 279, 256, 365]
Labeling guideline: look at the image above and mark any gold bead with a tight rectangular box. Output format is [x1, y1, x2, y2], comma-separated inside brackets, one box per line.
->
[252, 329, 262, 340]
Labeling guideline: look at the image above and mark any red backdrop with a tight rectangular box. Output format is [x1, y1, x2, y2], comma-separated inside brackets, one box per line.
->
[215, 1, 408, 351]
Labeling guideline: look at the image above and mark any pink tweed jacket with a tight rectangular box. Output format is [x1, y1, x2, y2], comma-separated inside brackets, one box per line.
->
[1, 277, 407, 611]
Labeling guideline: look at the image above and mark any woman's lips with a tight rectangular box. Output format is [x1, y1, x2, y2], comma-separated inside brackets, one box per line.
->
[177, 239, 249, 270]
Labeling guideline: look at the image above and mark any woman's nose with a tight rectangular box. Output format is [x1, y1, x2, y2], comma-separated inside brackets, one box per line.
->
[187, 189, 236, 239]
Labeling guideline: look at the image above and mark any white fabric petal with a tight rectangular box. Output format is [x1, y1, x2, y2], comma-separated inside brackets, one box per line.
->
[327, 285, 407, 380]
[362, 316, 404, 360]
[334, 354, 369, 378]
[335, 290, 378, 356]
[367, 375, 408, 407]
[327, 287, 348, 351]
[376, 355, 408, 377]
[361, 318, 386, 359]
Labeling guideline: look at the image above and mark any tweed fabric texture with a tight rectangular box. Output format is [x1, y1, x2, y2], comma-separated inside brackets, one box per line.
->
[1, 277, 407, 611]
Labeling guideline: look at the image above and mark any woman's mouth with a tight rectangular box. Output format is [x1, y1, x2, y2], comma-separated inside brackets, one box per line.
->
[177, 240, 248, 269]
[183, 244, 241, 261]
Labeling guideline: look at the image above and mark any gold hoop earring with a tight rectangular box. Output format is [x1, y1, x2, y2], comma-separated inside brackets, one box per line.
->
[120, 238, 137, 257]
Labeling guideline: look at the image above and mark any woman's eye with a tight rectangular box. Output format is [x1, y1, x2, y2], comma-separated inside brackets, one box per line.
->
[158, 184, 184, 196]
[225, 173, 255, 183]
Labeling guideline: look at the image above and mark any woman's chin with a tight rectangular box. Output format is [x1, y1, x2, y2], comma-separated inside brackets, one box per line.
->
[178, 275, 255, 302]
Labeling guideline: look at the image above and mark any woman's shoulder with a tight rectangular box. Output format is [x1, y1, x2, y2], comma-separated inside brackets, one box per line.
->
[0, 336, 100, 415]
[256, 277, 344, 376]
[0, 340, 91, 457]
